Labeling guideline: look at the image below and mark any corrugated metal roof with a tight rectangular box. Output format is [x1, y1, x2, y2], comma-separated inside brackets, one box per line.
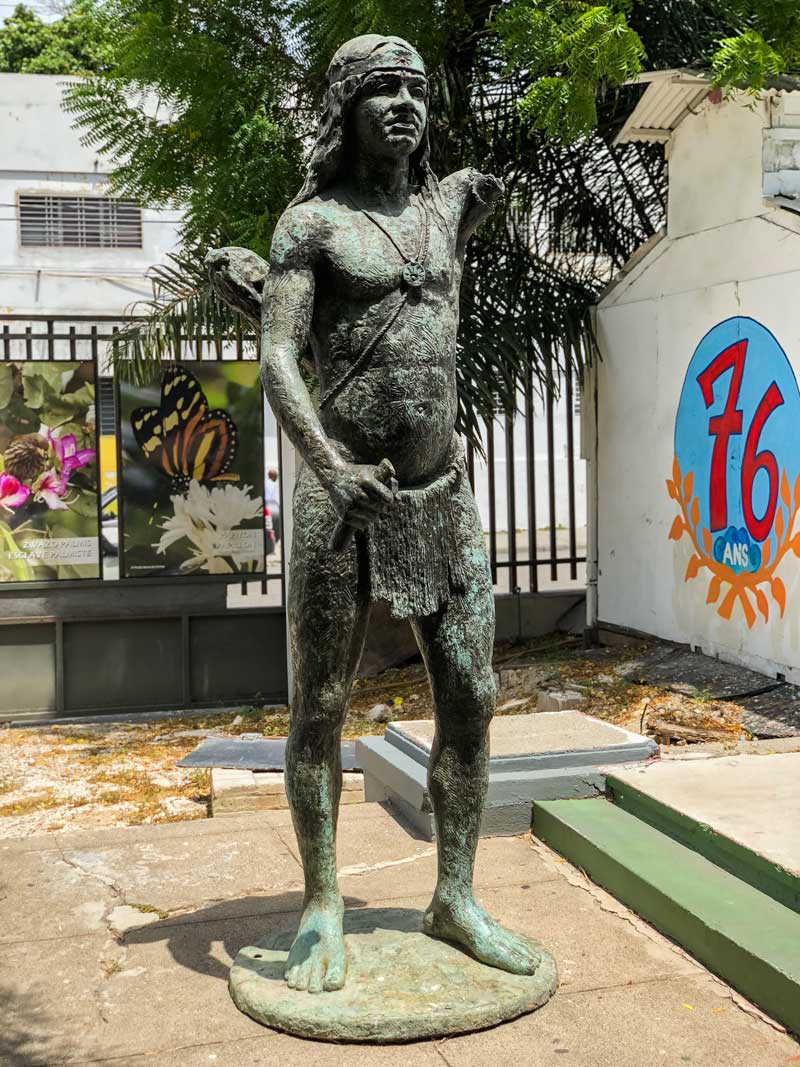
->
[614, 70, 712, 145]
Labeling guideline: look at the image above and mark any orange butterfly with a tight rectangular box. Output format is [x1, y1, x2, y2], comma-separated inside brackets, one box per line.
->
[131, 366, 239, 493]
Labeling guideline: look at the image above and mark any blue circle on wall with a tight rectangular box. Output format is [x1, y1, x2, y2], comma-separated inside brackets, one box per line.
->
[675, 316, 800, 569]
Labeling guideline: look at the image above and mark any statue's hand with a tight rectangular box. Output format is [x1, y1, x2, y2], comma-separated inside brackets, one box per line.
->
[205, 246, 268, 327]
[324, 458, 397, 539]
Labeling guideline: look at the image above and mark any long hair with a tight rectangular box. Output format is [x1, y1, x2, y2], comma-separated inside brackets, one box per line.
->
[289, 71, 444, 217]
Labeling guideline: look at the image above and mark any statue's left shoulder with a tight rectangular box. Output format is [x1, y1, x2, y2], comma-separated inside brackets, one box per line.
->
[439, 168, 505, 250]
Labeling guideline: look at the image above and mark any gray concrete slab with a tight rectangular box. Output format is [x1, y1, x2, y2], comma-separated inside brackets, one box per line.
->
[179, 737, 360, 771]
[360, 713, 656, 840]
[0, 804, 797, 1065]
[390, 712, 654, 762]
[612, 753, 800, 879]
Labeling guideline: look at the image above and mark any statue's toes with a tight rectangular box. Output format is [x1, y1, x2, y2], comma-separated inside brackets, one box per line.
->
[323, 953, 347, 991]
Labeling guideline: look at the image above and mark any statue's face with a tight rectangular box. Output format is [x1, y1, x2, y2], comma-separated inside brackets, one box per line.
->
[350, 70, 427, 161]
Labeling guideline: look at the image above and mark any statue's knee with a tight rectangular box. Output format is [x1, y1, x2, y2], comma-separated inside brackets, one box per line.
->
[438, 667, 496, 727]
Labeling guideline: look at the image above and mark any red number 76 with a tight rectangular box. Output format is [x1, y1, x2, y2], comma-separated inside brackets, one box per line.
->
[697, 340, 784, 541]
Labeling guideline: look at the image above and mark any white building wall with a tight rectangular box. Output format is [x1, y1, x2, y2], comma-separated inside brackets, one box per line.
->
[596, 90, 800, 681]
[0, 73, 181, 315]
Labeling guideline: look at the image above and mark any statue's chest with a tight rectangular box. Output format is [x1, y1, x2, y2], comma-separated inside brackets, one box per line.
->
[321, 209, 456, 300]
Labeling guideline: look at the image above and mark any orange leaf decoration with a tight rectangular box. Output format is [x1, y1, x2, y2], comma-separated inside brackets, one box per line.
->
[706, 575, 721, 604]
[776, 508, 785, 541]
[781, 470, 791, 508]
[755, 588, 769, 624]
[702, 528, 713, 554]
[684, 471, 694, 502]
[772, 577, 787, 618]
[740, 590, 756, 629]
[672, 456, 681, 491]
[717, 588, 737, 620]
[762, 538, 772, 566]
[669, 516, 684, 541]
[792, 534, 800, 559]
[690, 497, 700, 527]
[795, 473, 800, 511]
[685, 555, 701, 581]
[666, 479, 677, 501]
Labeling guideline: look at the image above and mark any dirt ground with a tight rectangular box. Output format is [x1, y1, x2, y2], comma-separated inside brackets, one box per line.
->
[0, 634, 746, 839]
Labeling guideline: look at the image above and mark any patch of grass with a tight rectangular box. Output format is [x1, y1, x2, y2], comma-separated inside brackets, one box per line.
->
[0, 790, 64, 817]
[101, 957, 123, 978]
[0, 777, 17, 796]
[129, 902, 170, 919]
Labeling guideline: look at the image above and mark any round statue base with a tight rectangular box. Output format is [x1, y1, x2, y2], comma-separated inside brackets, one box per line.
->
[228, 907, 558, 1043]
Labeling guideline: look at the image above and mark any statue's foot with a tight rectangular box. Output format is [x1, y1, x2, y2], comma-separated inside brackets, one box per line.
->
[423, 894, 541, 976]
[284, 898, 347, 993]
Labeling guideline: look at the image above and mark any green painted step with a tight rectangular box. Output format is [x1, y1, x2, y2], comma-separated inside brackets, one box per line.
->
[606, 773, 800, 914]
[533, 798, 800, 1035]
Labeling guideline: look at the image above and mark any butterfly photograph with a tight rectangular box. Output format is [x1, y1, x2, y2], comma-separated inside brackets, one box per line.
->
[130, 366, 239, 494]
[118, 362, 265, 578]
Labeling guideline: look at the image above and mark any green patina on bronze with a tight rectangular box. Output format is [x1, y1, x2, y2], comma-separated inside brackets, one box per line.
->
[209, 34, 556, 1034]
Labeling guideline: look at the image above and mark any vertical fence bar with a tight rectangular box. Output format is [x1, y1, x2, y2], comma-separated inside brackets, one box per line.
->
[466, 438, 475, 491]
[504, 410, 517, 593]
[69, 325, 76, 359]
[565, 362, 578, 580]
[2, 324, 9, 360]
[277, 425, 286, 606]
[524, 371, 538, 593]
[47, 319, 54, 361]
[25, 325, 32, 361]
[486, 417, 498, 585]
[545, 357, 558, 582]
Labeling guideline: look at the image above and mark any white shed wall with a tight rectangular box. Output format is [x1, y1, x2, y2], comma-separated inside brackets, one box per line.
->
[596, 92, 800, 681]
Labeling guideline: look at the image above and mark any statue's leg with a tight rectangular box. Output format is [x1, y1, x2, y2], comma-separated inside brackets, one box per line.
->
[283, 466, 369, 993]
[412, 483, 540, 976]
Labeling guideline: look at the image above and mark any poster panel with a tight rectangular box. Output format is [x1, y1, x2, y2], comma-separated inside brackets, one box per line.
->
[118, 362, 265, 578]
[0, 360, 100, 582]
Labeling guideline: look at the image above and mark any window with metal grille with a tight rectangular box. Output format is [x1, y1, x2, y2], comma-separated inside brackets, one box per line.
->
[19, 195, 143, 249]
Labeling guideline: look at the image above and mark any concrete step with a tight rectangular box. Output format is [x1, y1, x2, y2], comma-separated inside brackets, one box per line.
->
[533, 798, 800, 1034]
[606, 761, 800, 913]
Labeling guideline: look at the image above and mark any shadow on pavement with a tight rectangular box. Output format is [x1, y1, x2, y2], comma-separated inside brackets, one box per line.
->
[121, 890, 370, 982]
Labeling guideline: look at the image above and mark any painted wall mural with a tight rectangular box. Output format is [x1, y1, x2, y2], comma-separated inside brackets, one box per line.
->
[669, 316, 800, 627]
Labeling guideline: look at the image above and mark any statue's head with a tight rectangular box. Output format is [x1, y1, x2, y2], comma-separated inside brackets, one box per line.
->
[291, 35, 433, 205]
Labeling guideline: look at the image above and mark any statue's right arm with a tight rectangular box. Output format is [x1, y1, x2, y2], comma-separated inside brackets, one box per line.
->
[261, 209, 395, 528]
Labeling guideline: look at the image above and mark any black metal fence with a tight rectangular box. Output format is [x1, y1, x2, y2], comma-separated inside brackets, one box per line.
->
[0, 314, 585, 600]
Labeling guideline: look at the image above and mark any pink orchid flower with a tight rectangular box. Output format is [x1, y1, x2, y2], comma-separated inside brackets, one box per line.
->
[49, 431, 95, 477]
[34, 469, 68, 510]
[0, 472, 30, 510]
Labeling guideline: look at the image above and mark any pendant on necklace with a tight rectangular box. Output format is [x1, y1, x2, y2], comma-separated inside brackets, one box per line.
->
[402, 261, 426, 289]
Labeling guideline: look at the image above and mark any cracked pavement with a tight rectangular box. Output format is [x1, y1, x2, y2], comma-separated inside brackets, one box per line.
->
[1, 802, 798, 1065]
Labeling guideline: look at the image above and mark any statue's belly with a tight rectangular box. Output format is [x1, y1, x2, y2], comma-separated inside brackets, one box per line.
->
[323, 361, 457, 484]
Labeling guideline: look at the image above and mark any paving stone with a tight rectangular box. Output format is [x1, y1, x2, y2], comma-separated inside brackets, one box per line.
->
[58, 822, 302, 914]
[439, 975, 800, 1067]
[211, 768, 364, 816]
[736, 684, 800, 738]
[179, 738, 359, 771]
[617, 647, 779, 700]
[536, 689, 589, 712]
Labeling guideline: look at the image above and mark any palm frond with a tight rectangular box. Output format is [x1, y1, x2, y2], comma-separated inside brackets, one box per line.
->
[110, 251, 256, 385]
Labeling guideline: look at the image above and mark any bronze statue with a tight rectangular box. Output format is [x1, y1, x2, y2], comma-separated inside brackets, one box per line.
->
[211, 34, 541, 996]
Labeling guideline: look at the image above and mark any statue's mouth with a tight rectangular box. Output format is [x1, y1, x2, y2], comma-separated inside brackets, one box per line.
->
[386, 120, 418, 136]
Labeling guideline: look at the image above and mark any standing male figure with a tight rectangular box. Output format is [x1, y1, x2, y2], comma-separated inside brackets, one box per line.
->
[261, 34, 540, 994]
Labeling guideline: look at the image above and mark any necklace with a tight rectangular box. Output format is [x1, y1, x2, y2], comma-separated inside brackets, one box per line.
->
[343, 190, 429, 289]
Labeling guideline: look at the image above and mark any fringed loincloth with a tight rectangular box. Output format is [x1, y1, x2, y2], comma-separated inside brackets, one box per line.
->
[365, 448, 469, 619]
